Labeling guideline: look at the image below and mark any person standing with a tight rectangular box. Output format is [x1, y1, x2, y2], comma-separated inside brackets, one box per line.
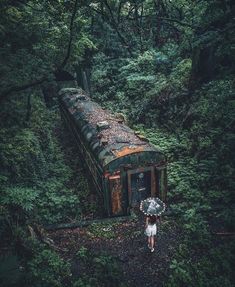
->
[145, 215, 160, 252]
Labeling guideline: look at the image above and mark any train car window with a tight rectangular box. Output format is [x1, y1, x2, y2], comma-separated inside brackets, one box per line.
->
[109, 175, 122, 215]
[128, 169, 152, 207]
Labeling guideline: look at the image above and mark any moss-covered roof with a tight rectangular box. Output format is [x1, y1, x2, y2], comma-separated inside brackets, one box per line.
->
[59, 88, 165, 168]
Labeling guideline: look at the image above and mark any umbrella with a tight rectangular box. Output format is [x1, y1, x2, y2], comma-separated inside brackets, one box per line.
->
[140, 197, 166, 216]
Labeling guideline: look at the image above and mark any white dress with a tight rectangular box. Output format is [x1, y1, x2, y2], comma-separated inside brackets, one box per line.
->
[145, 223, 157, 236]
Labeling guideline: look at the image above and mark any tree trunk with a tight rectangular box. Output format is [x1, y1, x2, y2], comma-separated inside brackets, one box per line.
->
[26, 93, 31, 122]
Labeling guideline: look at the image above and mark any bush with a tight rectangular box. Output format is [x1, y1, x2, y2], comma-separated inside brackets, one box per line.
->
[0, 92, 89, 234]
[74, 247, 126, 287]
[0, 128, 48, 184]
[27, 248, 71, 287]
[167, 242, 235, 287]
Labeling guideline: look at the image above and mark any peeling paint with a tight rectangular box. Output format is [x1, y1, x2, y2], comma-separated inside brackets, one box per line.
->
[114, 146, 144, 157]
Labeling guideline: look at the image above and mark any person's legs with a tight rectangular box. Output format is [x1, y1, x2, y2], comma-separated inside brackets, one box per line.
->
[148, 236, 151, 248]
[150, 236, 154, 248]
[150, 236, 154, 251]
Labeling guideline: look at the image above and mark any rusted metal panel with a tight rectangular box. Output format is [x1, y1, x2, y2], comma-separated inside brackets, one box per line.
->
[109, 174, 121, 180]
[104, 176, 111, 216]
[127, 172, 132, 207]
[109, 175, 123, 215]
[114, 146, 144, 157]
[106, 151, 165, 173]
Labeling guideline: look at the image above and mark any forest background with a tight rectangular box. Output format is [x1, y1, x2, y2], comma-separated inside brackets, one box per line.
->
[0, 0, 234, 286]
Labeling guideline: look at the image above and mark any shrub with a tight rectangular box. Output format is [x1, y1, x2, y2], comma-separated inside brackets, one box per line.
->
[27, 248, 71, 287]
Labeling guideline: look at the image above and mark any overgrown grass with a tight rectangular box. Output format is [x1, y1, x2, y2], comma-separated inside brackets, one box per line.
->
[87, 222, 117, 239]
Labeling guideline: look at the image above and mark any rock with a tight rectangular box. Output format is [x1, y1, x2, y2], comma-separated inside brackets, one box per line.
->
[97, 121, 110, 131]
[58, 88, 81, 96]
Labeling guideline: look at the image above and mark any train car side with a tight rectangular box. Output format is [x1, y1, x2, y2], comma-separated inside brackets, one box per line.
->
[59, 88, 167, 217]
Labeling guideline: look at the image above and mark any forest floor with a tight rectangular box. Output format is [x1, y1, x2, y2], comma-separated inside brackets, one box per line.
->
[48, 212, 181, 287]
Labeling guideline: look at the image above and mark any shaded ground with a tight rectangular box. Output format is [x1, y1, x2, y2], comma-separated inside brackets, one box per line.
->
[49, 211, 182, 287]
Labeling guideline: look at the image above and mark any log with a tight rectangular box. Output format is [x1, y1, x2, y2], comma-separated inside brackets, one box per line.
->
[214, 232, 235, 236]
[45, 214, 134, 231]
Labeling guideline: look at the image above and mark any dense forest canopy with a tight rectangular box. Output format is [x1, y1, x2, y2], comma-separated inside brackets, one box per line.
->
[1, 0, 234, 97]
[0, 0, 234, 286]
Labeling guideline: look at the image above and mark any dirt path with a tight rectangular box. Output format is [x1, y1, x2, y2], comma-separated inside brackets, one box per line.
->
[49, 211, 181, 287]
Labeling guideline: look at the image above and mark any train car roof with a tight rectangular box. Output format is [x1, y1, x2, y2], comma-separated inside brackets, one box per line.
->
[59, 88, 165, 169]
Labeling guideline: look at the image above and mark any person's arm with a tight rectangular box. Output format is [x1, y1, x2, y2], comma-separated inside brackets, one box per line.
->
[145, 217, 148, 229]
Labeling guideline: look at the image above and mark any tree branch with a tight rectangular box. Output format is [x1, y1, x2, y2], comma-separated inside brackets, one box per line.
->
[85, 2, 133, 56]
[14, 0, 44, 12]
[103, 0, 133, 56]
[0, 0, 79, 102]
[59, 0, 79, 70]
[0, 77, 48, 103]
[128, 14, 198, 29]
[159, 16, 198, 29]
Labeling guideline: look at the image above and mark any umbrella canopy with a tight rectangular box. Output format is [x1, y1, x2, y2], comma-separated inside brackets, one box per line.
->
[140, 197, 166, 216]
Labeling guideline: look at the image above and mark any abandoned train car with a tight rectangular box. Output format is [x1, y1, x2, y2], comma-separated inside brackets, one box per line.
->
[59, 88, 167, 217]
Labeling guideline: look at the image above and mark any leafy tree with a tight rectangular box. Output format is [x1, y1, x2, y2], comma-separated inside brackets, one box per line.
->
[0, 0, 94, 101]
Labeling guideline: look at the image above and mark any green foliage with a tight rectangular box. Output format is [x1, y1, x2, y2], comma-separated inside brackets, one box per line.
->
[74, 248, 125, 287]
[0, 0, 94, 95]
[92, 255, 122, 286]
[28, 248, 71, 287]
[0, 93, 88, 232]
[167, 242, 235, 287]
[170, 59, 192, 88]
[36, 180, 81, 224]
[120, 50, 158, 75]
[1, 186, 39, 213]
[92, 47, 234, 285]
[75, 246, 88, 261]
[90, 5, 234, 282]
[133, 125, 190, 158]
[1, 1, 234, 286]
[92, 48, 192, 126]
[87, 222, 116, 239]
[0, 128, 48, 183]
[0, 185, 39, 241]
[191, 0, 235, 78]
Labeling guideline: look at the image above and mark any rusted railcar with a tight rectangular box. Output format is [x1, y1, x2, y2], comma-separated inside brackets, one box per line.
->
[59, 88, 167, 217]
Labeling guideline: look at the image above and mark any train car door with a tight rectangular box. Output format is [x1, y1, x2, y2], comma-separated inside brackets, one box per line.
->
[109, 174, 123, 215]
[127, 167, 156, 207]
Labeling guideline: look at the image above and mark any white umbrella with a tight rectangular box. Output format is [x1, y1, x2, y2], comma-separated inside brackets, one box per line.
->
[140, 197, 166, 216]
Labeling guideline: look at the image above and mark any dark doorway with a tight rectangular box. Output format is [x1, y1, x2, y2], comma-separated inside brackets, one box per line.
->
[129, 171, 151, 207]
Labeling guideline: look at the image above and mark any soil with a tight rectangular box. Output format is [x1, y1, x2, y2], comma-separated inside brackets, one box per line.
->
[48, 211, 182, 287]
